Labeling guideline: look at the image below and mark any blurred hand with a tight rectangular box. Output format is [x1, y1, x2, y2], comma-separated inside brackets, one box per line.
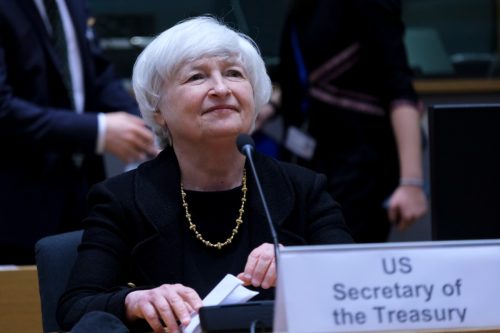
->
[104, 112, 159, 164]
[237, 242, 282, 289]
[254, 103, 276, 130]
[255, 85, 281, 131]
[124, 284, 203, 333]
[387, 185, 427, 231]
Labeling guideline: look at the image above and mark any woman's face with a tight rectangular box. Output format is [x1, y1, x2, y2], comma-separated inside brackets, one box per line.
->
[156, 55, 255, 146]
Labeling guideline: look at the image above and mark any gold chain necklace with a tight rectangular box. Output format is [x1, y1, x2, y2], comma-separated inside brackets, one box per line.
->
[180, 169, 247, 250]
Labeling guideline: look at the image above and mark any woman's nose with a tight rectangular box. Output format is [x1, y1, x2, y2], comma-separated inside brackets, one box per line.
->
[209, 75, 231, 96]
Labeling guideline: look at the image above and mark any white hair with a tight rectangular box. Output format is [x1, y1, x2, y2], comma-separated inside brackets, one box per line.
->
[132, 16, 272, 148]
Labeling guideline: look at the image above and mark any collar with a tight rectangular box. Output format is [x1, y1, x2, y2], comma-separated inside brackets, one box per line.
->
[134, 148, 295, 235]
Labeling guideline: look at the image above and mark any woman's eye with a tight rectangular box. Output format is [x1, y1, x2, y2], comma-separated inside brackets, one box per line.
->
[187, 73, 204, 82]
[226, 69, 243, 78]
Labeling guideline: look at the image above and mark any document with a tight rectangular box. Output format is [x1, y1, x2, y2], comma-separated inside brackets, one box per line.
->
[183, 274, 258, 333]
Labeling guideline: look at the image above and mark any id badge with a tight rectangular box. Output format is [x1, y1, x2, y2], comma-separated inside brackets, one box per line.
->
[284, 126, 316, 160]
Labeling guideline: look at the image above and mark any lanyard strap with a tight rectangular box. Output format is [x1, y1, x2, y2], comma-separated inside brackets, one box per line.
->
[290, 24, 310, 115]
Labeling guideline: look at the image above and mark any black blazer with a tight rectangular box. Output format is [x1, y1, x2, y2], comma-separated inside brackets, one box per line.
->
[0, 0, 139, 260]
[57, 148, 353, 330]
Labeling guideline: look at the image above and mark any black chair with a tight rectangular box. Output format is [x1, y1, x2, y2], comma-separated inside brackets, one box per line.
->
[35, 230, 83, 333]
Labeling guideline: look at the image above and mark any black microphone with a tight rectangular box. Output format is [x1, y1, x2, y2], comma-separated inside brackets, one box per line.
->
[236, 134, 280, 268]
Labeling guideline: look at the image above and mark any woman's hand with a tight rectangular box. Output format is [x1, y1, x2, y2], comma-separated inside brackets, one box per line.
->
[124, 284, 203, 333]
[237, 242, 281, 289]
[388, 185, 427, 231]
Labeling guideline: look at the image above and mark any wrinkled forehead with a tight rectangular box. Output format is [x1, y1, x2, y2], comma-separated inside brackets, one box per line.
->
[170, 53, 245, 77]
[179, 54, 244, 71]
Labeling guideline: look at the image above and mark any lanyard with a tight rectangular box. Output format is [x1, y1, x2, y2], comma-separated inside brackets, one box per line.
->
[290, 24, 310, 115]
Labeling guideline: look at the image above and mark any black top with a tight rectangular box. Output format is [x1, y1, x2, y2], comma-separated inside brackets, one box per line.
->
[181, 186, 251, 298]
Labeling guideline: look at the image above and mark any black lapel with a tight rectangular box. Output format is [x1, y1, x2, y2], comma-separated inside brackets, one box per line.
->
[18, 0, 50, 40]
[132, 148, 184, 284]
[18, 0, 68, 88]
[246, 153, 295, 245]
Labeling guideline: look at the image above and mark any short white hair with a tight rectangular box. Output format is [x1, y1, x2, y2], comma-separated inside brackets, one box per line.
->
[132, 16, 272, 148]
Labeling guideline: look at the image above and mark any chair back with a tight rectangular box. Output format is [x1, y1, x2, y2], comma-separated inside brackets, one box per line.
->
[35, 230, 83, 333]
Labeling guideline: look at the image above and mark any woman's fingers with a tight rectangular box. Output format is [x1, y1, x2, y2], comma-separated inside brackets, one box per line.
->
[178, 285, 204, 313]
[163, 285, 195, 327]
[250, 252, 273, 287]
[152, 293, 181, 332]
[124, 284, 202, 333]
[261, 259, 276, 289]
[141, 302, 165, 333]
[239, 243, 278, 288]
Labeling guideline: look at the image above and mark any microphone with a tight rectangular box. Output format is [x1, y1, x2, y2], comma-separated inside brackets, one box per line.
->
[236, 134, 280, 268]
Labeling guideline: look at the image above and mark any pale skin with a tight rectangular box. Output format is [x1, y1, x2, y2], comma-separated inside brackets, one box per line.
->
[387, 103, 428, 230]
[103, 112, 159, 164]
[124, 56, 277, 333]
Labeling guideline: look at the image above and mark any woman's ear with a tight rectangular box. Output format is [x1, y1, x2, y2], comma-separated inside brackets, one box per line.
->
[153, 110, 166, 127]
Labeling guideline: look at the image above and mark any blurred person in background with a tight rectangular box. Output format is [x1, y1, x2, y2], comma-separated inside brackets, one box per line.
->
[278, 0, 427, 243]
[0, 0, 157, 264]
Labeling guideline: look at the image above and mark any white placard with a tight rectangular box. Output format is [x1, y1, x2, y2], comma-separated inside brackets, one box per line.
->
[274, 240, 500, 333]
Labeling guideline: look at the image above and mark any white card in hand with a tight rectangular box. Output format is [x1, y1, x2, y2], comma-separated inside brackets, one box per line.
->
[183, 274, 258, 333]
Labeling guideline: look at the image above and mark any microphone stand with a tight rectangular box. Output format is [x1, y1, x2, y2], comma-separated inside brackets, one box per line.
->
[237, 134, 280, 269]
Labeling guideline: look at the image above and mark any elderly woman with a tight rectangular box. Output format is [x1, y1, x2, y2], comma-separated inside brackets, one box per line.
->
[57, 16, 352, 333]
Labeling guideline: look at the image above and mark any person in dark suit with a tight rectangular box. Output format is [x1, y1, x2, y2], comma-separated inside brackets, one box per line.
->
[0, 0, 157, 264]
[57, 16, 353, 333]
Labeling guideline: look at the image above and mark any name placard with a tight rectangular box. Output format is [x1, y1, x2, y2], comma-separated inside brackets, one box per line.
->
[273, 240, 500, 332]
